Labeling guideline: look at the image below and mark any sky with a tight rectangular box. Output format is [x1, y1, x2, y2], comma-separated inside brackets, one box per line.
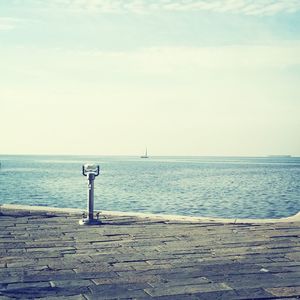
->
[0, 0, 300, 156]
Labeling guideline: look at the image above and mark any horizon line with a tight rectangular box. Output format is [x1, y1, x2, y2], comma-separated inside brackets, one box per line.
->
[0, 153, 298, 158]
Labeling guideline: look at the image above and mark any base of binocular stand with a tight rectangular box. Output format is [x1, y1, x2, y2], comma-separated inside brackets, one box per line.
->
[79, 218, 102, 226]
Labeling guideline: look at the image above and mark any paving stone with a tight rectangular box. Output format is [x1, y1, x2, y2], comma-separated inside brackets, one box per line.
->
[1, 286, 89, 298]
[234, 287, 275, 299]
[92, 274, 161, 285]
[51, 279, 95, 288]
[0, 296, 12, 300]
[275, 271, 300, 279]
[87, 283, 150, 299]
[286, 251, 300, 260]
[73, 262, 113, 273]
[139, 294, 199, 300]
[26, 246, 76, 253]
[273, 298, 300, 300]
[149, 276, 211, 288]
[5, 281, 51, 291]
[23, 271, 81, 283]
[0, 276, 24, 285]
[37, 295, 86, 300]
[68, 271, 119, 280]
[223, 273, 300, 290]
[0, 242, 26, 249]
[1, 207, 300, 299]
[265, 286, 300, 297]
[192, 289, 240, 300]
[144, 282, 232, 297]
[46, 262, 88, 270]
[6, 259, 39, 268]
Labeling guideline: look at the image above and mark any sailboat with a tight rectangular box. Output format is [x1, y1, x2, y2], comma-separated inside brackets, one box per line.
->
[141, 148, 149, 158]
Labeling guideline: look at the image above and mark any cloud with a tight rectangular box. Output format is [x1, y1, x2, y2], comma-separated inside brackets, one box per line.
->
[30, 0, 300, 16]
[0, 17, 20, 31]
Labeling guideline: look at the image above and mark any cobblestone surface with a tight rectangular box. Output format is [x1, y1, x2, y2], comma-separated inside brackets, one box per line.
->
[0, 206, 299, 299]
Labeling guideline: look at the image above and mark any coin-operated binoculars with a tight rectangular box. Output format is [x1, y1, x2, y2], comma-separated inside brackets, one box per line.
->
[79, 164, 101, 225]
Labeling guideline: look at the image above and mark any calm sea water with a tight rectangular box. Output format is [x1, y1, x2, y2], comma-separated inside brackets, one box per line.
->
[0, 155, 299, 219]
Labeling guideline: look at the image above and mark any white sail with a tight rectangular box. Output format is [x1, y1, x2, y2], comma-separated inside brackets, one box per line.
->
[141, 147, 149, 158]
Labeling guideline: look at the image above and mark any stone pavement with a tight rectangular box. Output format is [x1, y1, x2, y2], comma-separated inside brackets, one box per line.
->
[0, 205, 299, 299]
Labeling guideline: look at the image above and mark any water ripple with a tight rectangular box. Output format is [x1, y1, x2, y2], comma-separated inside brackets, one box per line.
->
[0, 155, 299, 218]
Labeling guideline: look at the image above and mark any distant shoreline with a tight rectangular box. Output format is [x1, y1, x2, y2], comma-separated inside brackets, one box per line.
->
[0, 154, 299, 158]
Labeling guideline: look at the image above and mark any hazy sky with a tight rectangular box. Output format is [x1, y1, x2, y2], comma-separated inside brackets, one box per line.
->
[1, 0, 300, 156]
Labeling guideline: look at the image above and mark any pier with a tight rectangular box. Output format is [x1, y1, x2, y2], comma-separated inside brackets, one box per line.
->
[0, 204, 299, 299]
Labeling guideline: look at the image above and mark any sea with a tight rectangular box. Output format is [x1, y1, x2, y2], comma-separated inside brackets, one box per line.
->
[0, 155, 299, 219]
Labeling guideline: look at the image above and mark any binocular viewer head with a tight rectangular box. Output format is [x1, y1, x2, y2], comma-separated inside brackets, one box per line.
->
[82, 164, 100, 177]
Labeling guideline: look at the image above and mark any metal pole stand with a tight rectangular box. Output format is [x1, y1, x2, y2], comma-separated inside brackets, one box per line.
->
[79, 164, 101, 225]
